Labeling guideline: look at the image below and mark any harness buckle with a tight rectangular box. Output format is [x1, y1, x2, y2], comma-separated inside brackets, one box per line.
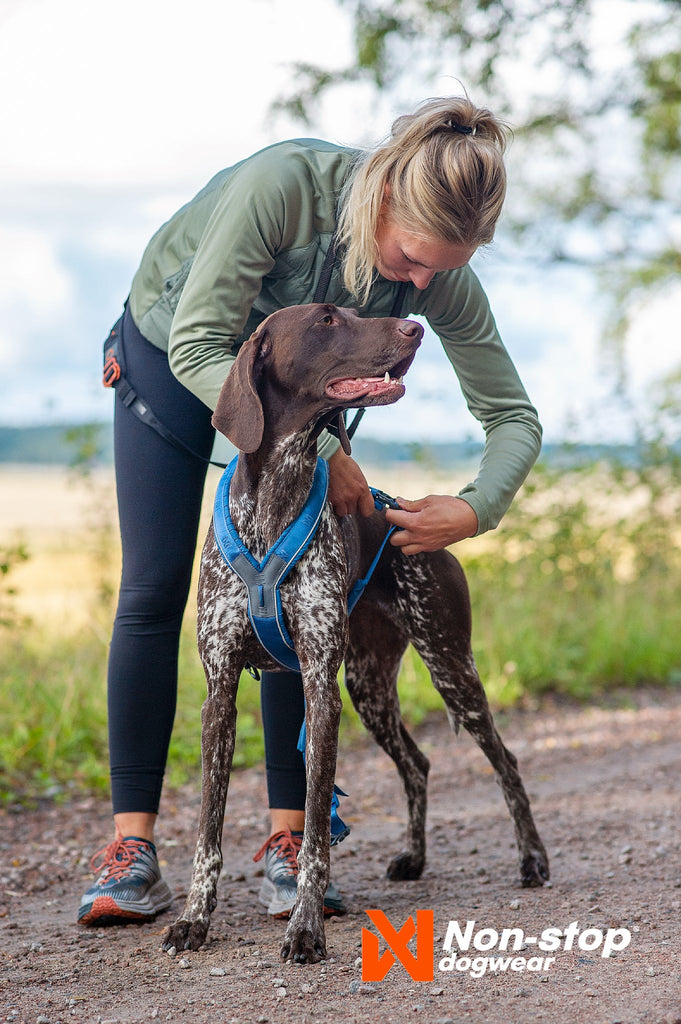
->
[103, 348, 122, 387]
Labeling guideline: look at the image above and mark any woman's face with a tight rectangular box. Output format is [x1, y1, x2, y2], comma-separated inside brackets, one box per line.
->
[374, 213, 476, 291]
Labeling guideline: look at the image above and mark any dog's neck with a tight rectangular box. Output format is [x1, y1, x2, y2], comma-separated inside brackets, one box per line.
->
[228, 425, 321, 558]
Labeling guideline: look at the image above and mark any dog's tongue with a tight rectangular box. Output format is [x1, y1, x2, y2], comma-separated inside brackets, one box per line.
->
[327, 374, 401, 401]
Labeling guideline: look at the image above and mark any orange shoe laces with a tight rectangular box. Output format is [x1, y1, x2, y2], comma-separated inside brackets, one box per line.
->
[90, 827, 151, 881]
[253, 827, 302, 868]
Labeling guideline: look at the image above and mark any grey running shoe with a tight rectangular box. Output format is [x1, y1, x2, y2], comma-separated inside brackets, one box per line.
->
[253, 828, 347, 918]
[78, 829, 173, 925]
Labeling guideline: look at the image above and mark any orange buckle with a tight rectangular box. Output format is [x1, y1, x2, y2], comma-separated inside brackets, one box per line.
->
[103, 349, 121, 387]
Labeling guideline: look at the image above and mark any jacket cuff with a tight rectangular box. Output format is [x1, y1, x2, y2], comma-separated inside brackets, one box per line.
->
[316, 429, 341, 460]
[457, 488, 491, 537]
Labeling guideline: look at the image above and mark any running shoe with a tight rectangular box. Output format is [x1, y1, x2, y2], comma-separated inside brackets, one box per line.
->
[254, 828, 347, 918]
[78, 829, 173, 925]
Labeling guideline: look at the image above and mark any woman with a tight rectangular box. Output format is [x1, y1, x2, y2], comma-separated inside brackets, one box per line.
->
[78, 95, 541, 926]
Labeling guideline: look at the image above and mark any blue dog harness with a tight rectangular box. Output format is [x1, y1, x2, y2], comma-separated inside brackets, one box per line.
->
[213, 455, 399, 845]
[213, 456, 398, 672]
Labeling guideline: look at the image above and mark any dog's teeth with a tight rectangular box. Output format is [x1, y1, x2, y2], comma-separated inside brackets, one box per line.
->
[398, 376, 404, 384]
[384, 372, 390, 384]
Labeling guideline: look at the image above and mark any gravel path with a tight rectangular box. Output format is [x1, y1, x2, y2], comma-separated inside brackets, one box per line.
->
[2, 688, 680, 1024]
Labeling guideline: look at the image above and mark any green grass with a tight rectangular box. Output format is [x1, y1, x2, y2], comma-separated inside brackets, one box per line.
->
[1, 452, 680, 802]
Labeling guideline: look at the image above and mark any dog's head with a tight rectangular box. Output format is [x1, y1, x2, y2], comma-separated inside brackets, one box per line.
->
[212, 303, 422, 454]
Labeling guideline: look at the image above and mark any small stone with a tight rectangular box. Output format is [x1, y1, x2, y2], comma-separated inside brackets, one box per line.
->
[166, 945, 177, 958]
[210, 967, 226, 977]
[354, 957, 363, 968]
[272, 977, 285, 986]
[509, 898, 520, 909]
[275, 986, 287, 998]
[646, 967, 655, 977]
[430, 987, 444, 996]
[178, 957, 191, 969]
[36, 1018, 51, 1024]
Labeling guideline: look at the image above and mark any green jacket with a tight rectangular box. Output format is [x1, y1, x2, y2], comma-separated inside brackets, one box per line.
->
[129, 139, 541, 535]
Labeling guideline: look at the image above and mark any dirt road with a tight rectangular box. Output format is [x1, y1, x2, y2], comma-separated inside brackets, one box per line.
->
[2, 688, 680, 1024]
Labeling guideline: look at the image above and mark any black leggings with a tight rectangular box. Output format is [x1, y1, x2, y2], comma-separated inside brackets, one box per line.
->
[108, 307, 306, 814]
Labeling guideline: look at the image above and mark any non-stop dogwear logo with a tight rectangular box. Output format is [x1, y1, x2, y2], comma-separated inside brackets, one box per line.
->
[361, 910, 632, 982]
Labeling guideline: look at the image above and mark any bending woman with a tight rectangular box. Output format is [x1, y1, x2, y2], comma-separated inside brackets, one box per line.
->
[78, 95, 541, 926]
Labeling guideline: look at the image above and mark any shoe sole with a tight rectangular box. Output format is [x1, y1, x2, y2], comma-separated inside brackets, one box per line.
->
[258, 878, 347, 918]
[78, 880, 173, 926]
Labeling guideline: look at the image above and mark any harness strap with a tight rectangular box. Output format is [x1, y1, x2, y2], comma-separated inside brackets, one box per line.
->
[103, 315, 229, 468]
[213, 457, 330, 672]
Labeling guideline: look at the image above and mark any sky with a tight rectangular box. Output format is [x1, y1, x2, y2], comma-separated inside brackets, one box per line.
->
[0, 0, 678, 446]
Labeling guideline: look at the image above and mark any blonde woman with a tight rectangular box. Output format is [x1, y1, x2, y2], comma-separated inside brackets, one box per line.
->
[79, 96, 541, 926]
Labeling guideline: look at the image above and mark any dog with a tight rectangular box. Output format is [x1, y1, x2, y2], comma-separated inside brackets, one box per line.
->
[161, 303, 549, 964]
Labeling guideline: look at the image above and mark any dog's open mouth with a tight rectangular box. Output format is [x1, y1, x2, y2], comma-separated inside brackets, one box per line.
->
[325, 372, 406, 403]
[325, 353, 415, 404]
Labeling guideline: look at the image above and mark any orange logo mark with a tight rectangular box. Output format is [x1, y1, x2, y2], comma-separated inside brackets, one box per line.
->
[361, 909, 434, 982]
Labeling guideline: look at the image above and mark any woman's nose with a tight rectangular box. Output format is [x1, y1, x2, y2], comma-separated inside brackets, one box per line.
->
[409, 268, 435, 290]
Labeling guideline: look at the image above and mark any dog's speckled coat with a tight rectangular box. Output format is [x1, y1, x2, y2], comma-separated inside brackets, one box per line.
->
[162, 303, 548, 964]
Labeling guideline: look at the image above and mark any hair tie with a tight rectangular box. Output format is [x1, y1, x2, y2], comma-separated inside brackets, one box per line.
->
[445, 119, 475, 136]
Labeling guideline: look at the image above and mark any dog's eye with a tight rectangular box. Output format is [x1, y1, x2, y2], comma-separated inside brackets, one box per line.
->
[318, 314, 334, 325]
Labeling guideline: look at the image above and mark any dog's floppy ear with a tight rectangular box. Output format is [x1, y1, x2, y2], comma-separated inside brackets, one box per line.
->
[212, 326, 270, 452]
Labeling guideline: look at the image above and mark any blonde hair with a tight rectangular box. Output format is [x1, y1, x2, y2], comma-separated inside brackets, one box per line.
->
[337, 95, 511, 305]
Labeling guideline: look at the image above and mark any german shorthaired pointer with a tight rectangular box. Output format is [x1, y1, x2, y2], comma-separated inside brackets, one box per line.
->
[162, 303, 549, 964]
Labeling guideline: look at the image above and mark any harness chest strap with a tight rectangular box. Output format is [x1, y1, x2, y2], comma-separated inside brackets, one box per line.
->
[213, 456, 399, 672]
[213, 456, 330, 673]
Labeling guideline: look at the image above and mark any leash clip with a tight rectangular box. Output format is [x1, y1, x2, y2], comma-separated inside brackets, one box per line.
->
[371, 487, 401, 511]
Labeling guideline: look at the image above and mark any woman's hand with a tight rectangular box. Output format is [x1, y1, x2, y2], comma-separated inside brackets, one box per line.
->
[385, 494, 479, 554]
[327, 448, 376, 517]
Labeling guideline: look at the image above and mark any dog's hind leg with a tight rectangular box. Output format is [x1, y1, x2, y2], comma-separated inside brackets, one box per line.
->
[435, 661, 549, 886]
[396, 553, 549, 888]
[344, 602, 430, 881]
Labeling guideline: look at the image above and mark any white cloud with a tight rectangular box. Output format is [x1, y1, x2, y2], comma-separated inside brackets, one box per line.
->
[0, 225, 74, 370]
[0, 0, 356, 189]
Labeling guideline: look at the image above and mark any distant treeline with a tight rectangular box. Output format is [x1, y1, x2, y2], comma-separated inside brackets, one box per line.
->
[0, 421, 663, 469]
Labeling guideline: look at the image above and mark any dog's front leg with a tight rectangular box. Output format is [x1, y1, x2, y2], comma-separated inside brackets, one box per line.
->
[281, 663, 342, 964]
[162, 655, 241, 952]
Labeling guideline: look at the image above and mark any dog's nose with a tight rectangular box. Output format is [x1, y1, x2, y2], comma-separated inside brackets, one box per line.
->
[398, 320, 423, 340]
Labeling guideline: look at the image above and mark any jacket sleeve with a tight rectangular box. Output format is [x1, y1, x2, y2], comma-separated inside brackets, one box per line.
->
[415, 266, 542, 535]
[166, 149, 340, 459]
[168, 152, 298, 412]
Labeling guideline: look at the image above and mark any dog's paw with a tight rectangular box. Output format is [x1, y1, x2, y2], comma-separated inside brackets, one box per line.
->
[520, 848, 550, 888]
[281, 923, 327, 964]
[386, 850, 425, 881]
[161, 917, 210, 952]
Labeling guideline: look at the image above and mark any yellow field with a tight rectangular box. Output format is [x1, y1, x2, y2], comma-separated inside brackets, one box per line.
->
[1, 461, 477, 631]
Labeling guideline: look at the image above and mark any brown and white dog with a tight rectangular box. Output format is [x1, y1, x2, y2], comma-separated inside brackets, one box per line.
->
[162, 303, 548, 964]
